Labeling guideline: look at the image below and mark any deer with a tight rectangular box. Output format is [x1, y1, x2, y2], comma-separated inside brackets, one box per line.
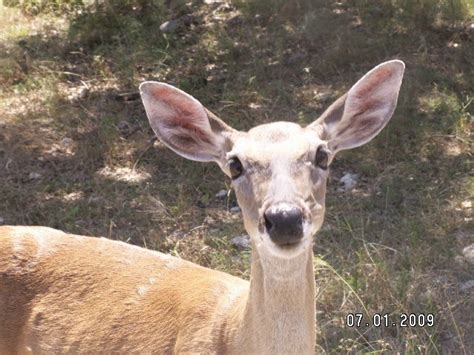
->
[0, 60, 404, 354]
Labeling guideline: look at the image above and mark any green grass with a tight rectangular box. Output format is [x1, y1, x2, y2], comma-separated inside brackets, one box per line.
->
[0, 0, 472, 353]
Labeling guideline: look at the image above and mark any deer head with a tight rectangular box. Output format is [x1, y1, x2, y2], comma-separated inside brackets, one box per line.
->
[140, 60, 405, 269]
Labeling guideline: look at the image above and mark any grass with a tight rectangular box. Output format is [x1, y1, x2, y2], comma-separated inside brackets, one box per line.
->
[0, 0, 473, 353]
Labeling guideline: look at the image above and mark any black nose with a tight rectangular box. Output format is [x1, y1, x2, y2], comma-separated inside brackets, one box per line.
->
[264, 206, 304, 246]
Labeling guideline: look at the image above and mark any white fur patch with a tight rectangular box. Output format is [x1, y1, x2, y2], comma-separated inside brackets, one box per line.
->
[136, 277, 158, 297]
[9, 227, 62, 268]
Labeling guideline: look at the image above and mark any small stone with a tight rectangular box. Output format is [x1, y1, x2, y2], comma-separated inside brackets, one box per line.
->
[231, 235, 250, 250]
[462, 244, 474, 265]
[215, 189, 227, 199]
[339, 172, 359, 191]
[78, 87, 89, 99]
[61, 137, 73, 146]
[248, 103, 262, 109]
[460, 280, 474, 292]
[230, 206, 241, 213]
[160, 19, 180, 33]
[0, 217, 4, 224]
[29, 172, 42, 180]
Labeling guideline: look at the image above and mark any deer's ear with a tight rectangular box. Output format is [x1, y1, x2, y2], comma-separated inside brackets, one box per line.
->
[140, 82, 234, 163]
[309, 60, 405, 153]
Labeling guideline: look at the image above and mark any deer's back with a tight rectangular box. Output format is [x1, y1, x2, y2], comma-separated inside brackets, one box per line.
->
[0, 226, 248, 354]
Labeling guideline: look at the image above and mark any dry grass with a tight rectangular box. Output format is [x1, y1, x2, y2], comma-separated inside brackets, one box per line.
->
[0, 0, 472, 353]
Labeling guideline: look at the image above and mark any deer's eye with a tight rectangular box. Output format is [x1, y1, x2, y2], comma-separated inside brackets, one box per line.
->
[315, 146, 329, 170]
[229, 157, 244, 179]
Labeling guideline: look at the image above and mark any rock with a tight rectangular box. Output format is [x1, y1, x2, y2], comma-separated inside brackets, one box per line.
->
[78, 87, 89, 100]
[160, 19, 180, 33]
[460, 280, 474, 292]
[230, 206, 241, 213]
[215, 189, 227, 199]
[231, 235, 250, 250]
[67, 87, 89, 101]
[61, 137, 73, 146]
[339, 172, 359, 191]
[28, 172, 42, 180]
[248, 103, 262, 109]
[0, 217, 4, 224]
[462, 244, 474, 265]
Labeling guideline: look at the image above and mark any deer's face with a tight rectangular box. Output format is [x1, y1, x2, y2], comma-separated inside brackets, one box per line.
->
[225, 122, 329, 257]
[140, 60, 404, 260]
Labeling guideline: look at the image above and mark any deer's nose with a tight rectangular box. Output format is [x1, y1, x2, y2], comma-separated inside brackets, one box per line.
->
[264, 206, 304, 246]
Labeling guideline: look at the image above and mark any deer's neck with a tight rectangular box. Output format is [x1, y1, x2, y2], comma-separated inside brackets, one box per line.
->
[230, 245, 316, 354]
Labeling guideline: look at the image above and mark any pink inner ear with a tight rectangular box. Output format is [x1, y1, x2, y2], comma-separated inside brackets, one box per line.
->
[148, 85, 213, 145]
[347, 64, 399, 120]
[352, 65, 394, 99]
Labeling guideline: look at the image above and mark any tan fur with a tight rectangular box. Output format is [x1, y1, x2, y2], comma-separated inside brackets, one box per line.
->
[0, 61, 404, 354]
[0, 226, 248, 354]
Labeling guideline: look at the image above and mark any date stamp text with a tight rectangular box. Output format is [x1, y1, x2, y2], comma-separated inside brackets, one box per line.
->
[345, 313, 434, 328]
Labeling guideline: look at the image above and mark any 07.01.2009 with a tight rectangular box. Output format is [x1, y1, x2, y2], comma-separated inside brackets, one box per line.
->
[345, 313, 434, 328]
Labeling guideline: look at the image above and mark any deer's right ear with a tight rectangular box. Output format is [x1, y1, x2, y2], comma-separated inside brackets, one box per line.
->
[140, 82, 234, 163]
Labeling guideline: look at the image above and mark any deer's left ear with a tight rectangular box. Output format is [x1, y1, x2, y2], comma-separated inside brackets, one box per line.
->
[308, 60, 405, 153]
